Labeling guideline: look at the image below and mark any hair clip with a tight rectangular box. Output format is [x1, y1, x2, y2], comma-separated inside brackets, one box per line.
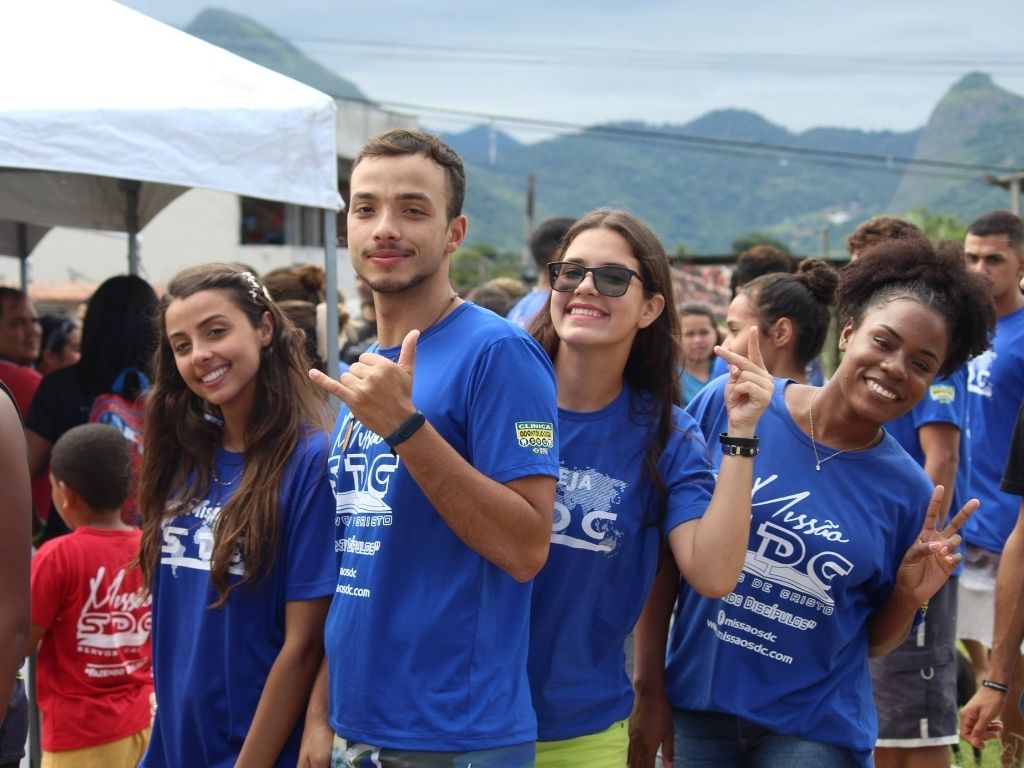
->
[241, 271, 273, 303]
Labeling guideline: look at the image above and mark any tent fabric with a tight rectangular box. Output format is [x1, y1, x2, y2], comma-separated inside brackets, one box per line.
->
[0, 170, 187, 233]
[0, 0, 342, 237]
[0, 222, 49, 260]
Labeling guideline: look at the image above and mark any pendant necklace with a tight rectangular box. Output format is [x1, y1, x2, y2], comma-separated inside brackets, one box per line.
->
[807, 389, 881, 471]
[211, 463, 244, 487]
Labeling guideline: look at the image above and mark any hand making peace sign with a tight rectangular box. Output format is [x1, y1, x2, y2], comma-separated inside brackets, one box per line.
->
[714, 325, 775, 438]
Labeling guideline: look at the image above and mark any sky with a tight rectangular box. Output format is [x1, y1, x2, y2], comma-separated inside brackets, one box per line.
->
[119, 0, 1024, 142]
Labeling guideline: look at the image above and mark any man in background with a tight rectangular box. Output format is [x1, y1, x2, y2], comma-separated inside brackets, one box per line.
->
[506, 216, 574, 328]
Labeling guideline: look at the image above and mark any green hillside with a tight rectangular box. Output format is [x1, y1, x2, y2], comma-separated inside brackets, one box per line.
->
[448, 114, 921, 254]
[184, 8, 367, 101]
[183, 7, 1024, 256]
[887, 73, 1024, 218]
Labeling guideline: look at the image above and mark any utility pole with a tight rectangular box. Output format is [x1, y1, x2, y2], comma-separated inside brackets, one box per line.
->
[985, 172, 1024, 217]
[522, 174, 536, 281]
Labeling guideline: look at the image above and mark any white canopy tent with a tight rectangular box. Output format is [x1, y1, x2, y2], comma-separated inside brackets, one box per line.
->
[0, 0, 346, 372]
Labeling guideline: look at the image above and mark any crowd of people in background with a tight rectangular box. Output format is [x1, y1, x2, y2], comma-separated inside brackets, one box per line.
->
[0, 128, 1023, 768]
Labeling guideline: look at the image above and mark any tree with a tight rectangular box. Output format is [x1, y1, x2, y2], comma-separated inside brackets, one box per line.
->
[904, 208, 967, 243]
[450, 243, 523, 294]
[730, 232, 792, 257]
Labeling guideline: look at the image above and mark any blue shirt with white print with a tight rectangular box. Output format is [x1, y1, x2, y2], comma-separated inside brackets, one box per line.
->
[965, 306, 1024, 553]
[528, 385, 714, 741]
[325, 301, 559, 751]
[142, 432, 336, 768]
[675, 377, 929, 766]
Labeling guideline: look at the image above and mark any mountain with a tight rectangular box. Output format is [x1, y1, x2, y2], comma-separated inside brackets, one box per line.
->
[886, 73, 1024, 219]
[184, 7, 1024, 255]
[185, 8, 367, 101]
[445, 113, 922, 254]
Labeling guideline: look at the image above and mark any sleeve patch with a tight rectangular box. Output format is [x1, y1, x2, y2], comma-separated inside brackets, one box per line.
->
[515, 421, 555, 454]
[929, 384, 955, 405]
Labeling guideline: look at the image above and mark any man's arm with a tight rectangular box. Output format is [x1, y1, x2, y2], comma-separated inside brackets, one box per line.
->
[918, 422, 960, 522]
[961, 502, 1024, 746]
[393, 428, 554, 582]
[297, 658, 332, 768]
[628, 549, 677, 768]
[311, 330, 556, 582]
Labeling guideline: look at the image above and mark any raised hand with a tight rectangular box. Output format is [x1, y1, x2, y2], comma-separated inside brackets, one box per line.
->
[716, 326, 774, 438]
[309, 329, 420, 437]
[895, 486, 978, 604]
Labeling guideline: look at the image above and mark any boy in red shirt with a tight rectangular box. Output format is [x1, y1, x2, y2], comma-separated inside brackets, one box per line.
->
[27, 423, 152, 767]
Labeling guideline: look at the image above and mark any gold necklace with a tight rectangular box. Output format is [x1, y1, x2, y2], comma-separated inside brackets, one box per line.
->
[807, 388, 881, 471]
[211, 463, 243, 486]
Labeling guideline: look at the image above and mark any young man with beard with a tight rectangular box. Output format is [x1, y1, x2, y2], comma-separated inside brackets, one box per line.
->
[304, 130, 559, 767]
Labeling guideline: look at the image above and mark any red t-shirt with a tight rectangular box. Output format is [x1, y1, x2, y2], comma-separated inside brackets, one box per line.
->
[31, 527, 153, 751]
[0, 360, 50, 520]
[0, 359, 40, 416]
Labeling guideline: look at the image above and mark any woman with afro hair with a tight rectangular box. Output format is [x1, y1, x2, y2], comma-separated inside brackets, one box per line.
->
[631, 237, 996, 767]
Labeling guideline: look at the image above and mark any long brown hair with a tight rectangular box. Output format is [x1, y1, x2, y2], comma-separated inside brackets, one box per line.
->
[530, 208, 681, 524]
[137, 264, 330, 606]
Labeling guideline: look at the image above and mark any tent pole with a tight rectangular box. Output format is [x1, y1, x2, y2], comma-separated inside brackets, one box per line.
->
[122, 180, 141, 275]
[324, 211, 340, 380]
[16, 222, 28, 290]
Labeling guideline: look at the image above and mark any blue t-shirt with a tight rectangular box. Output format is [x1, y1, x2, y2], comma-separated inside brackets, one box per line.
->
[528, 385, 714, 741]
[886, 370, 969, 510]
[506, 288, 549, 329]
[673, 378, 930, 765]
[886, 369, 969, 577]
[678, 368, 711, 407]
[142, 431, 337, 768]
[965, 306, 1024, 553]
[710, 356, 728, 380]
[325, 302, 560, 751]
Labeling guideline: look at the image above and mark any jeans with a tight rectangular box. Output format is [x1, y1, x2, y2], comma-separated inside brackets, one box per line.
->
[673, 709, 860, 768]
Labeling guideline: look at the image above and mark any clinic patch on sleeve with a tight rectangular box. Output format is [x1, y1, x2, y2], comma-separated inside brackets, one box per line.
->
[515, 421, 555, 454]
[929, 384, 955, 405]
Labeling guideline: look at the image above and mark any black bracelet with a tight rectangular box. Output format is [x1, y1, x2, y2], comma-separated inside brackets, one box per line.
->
[719, 433, 759, 457]
[982, 679, 1011, 694]
[384, 411, 426, 451]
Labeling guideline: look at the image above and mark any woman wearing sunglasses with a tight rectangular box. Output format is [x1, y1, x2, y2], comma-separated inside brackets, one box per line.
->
[526, 208, 774, 766]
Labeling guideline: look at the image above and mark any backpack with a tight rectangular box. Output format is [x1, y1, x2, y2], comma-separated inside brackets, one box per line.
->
[88, 367, 148, 524]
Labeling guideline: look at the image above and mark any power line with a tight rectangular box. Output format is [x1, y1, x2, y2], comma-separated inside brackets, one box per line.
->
[340, 97, 1016, 178]
[210, 30, 1024, 76]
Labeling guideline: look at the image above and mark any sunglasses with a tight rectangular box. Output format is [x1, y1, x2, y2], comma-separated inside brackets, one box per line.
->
[547, 262, 642, 298]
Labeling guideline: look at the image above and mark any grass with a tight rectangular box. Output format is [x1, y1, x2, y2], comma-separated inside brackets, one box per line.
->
[953, 737, 1018, 767]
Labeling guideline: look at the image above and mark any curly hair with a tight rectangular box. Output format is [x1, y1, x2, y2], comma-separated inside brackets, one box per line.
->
[741, 258, 838, 367]
[836, 239, 995, 376]
[846, 216, 924, 257]
[137, 263, 330, 606]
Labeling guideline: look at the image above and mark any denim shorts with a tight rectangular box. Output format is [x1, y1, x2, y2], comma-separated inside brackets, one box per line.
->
[673, 709, 860, 767]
